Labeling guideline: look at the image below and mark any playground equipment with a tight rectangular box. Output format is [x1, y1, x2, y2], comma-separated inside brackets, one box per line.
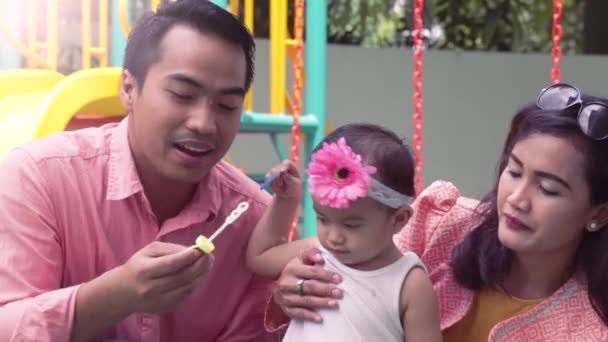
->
[0, 0, 117, 155]
[0, 69, 64, 156]
[0, 0, 110, 70]
[0, 0, 325, 237]
[0, 67, 124, 156]
[0, 1, 58, 69]
[0, 0, 566, 237]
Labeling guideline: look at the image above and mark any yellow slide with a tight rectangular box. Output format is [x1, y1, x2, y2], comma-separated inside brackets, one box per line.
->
[0, 68, 126, 158]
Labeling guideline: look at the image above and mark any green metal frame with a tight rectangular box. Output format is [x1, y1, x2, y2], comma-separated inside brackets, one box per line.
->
[14, 0, 326, 238]
[269, 134, 288, 161]
[110, 0, 127, 67]
[211, 0, 228, 7]
[236, 1, 327, 239]
[239, 112, 318, 231]
[302, 0, 327, 237]
[3, 0, 328, 237]
[235, 1, 328, 238]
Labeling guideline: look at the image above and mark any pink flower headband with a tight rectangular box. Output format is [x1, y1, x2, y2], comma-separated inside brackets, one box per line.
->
[306, 137, 412, 209]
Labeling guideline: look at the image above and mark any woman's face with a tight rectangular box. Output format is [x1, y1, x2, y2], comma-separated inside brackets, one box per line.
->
[496, 133, 600, 256]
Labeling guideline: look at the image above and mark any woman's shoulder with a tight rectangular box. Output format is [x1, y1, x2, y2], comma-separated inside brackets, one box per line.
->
[396, 181, 482, 255]
[490, 278, 608, 341]
[415, 180, 479, 214]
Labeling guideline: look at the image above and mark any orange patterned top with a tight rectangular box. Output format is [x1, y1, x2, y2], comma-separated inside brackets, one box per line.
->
[265, 181, 608, 341]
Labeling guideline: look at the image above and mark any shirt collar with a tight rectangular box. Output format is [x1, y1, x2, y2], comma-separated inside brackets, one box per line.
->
[106, 116, 143, 201]
[106, 116, 222, 222]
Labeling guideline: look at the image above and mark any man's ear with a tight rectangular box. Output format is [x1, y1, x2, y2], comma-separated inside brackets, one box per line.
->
[120, 69, 139, 114]
[391, 205, 413, 235]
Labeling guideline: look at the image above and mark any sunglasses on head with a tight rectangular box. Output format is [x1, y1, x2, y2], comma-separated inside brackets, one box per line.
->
[536, 83, 608, 140]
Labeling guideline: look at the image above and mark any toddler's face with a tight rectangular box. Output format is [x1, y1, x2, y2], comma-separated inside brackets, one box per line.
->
[314, 197, 409, 270]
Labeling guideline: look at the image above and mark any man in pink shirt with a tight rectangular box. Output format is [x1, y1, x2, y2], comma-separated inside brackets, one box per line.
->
[0, 1, 277, 341]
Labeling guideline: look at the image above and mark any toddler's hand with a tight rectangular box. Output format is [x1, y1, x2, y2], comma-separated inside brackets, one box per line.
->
[266, 160, 302, 201]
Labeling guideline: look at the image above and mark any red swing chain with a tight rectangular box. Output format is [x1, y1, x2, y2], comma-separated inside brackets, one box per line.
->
[550, 0, 563, 84]
[288, 0, 305, 241]
[412, 0, 425, 195]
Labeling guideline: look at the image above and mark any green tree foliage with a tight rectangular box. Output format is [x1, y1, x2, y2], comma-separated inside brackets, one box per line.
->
[137, 1, 592, 54]
[433, 0, 582, 52]
[326, 0, 584, 53]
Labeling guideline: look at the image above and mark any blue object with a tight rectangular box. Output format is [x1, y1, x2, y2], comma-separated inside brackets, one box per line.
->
[259, 171, 284, 190]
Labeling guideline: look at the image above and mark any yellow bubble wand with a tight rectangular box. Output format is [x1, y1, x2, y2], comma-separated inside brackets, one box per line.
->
[191, 201, 250, 254]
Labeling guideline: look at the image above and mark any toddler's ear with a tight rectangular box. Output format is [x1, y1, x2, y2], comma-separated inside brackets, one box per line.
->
[391, 205, 413, 234]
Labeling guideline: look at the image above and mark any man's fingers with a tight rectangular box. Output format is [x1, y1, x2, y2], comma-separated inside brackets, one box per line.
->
[157, 278, 200, 310]
[286, 263, 341, 285]
[280, 292, 339, 311]
[183, 253, 214, 283]
[144, 241, 188, 257]
[299, 248, 324, 266]
[160, 253, 213, 291]
[303, 279, 342, 298]
[133, 254, 210, 307]
[283, 307, 323, 323]
[278, 277, 342, 299]
[147, 247, 201, 278]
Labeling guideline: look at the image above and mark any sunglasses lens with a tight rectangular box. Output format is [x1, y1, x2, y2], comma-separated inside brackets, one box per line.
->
[538, 84, 580, 110]
[579, 104, 608, 140]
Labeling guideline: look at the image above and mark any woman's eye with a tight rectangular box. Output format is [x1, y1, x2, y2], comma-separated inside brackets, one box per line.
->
[507, 169, 521, 178]
[538, 183, 560, 197]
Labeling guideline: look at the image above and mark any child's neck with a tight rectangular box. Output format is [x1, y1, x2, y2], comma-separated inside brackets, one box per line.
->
[346, 243, 403, 271]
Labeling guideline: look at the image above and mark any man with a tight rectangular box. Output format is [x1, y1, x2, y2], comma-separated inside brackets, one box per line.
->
[0, 1, 276, 341]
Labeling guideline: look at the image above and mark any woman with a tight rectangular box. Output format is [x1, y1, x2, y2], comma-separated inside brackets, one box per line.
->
[266, 83, 608, 341]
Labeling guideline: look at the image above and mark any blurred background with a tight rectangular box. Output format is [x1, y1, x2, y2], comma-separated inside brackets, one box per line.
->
[1, 0, 607, 235]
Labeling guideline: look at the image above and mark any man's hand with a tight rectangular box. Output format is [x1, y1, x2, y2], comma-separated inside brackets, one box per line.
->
[114, 241, 213, 314]
[273, 248, 343, 322]
[72, 241, 213, 341]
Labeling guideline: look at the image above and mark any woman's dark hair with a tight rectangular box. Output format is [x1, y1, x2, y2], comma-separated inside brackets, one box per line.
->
[450, 95, 608, 325]
[124, 0, 255, 90]
[316, 123, 415, 197]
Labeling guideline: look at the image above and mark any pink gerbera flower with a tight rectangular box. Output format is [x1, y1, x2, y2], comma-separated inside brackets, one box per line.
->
[306, 137, 377, 208]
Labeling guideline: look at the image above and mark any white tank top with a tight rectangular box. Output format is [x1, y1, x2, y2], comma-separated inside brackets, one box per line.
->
[282, 246, 425, 342]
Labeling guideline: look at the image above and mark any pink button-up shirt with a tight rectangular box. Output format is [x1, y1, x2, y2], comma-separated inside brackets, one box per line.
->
[0, 118, 276, 341]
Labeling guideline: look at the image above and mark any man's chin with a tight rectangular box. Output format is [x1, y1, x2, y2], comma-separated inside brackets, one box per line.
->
[170, 167, 212, 184]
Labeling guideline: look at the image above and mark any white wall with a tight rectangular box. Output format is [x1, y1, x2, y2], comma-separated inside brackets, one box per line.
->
[230, 39, 608, 198]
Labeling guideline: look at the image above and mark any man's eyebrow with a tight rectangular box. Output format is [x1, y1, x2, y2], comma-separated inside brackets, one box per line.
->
[218, 86, 246, 96]
[168, 73, 201, 88]
[167, 73, 246, 96]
